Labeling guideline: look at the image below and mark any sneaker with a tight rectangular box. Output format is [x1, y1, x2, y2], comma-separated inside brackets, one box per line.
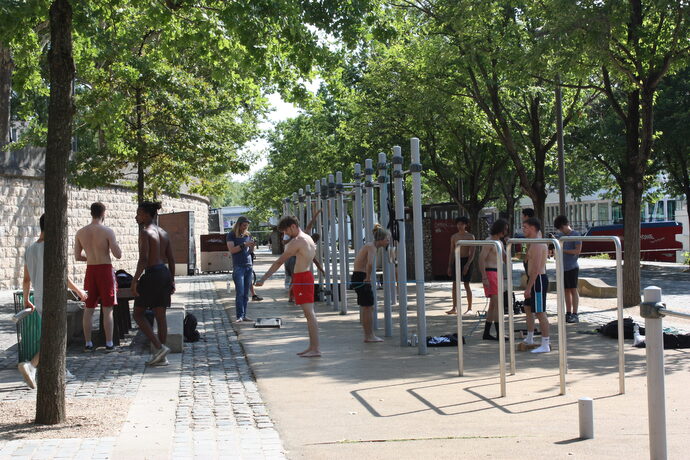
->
[242, 317, 252, 322]
[105, 345, 116, 353]
[571, 313, 579, 323]
[84, 344, 94, 352]
[565, 312, 573, 323]
[234, 318, 244, 324]
[531, 343, 551, 353]
[150, 357, 169, 367]
[65, 369, 77, 381]
[252, 295, 263, 301]
[522, 337, 534, 345]
[18, 362, 36, 389]
[146, 344, 170, 365]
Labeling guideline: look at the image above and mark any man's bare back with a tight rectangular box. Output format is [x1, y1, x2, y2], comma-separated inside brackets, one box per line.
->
[286, 230, 317, 273]
[140, 224, 172, 268]
[75, 223, 121, 265]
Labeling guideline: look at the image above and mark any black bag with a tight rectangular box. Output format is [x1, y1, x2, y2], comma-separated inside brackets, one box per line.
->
[115, 270, 133, 288]
[426, 333, 466, 347]
[183, 313, 200, 342]
[598, 317, 644, 339]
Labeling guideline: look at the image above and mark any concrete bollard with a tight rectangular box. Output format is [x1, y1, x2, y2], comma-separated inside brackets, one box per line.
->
[578, 397, 594, 439]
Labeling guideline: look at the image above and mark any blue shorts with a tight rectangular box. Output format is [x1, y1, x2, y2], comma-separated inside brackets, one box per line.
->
[526, 274, 549, 313]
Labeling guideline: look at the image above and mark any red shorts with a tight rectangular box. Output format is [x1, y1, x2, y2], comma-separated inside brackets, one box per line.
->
[84, 264, 117, 308]
[483, 269, 498, 297]
[291, 271, 315, 305]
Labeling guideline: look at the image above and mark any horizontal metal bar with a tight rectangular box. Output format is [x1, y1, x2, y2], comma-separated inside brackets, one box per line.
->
[662, 309, 690, 320]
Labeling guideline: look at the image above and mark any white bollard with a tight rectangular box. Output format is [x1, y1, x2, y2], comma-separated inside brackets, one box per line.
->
[578, 397, 594, 439]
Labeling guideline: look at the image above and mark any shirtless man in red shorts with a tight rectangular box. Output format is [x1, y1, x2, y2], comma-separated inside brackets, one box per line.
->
[75, 202, 122, 352]
[256, 216, 320, 357]
[478, 219, 509, 340]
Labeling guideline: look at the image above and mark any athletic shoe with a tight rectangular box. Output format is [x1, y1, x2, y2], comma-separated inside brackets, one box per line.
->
[84, 344, 94, 352]
[150, 357, 169, 367]
[252, 295, 263, 301]
[531, 343, 551, 353]
[104, 345, 116, 353]
[65, 369, 77, 381]
[522, 338, 534, 345]
[234, 318, 244, 324]
[571, 313, 579, 323]
[146, 344, 170, 365]
[565, 312, 573, 323]
[242, 317, 252, 322]
[18, 362, 36, 389]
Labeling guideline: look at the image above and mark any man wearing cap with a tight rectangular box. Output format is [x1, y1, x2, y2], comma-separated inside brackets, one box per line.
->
[227, 216, 255, 322]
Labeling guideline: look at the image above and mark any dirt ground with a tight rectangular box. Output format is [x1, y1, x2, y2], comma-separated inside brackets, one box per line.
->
[0, 397, 131, 441]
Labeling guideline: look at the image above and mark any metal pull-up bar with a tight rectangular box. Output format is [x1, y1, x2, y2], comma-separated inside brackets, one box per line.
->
[455, 240, 507, 396]
[505, 237, 567, 396]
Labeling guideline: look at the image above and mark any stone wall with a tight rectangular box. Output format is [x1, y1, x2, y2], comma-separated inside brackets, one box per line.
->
[0, 175, 209, 290]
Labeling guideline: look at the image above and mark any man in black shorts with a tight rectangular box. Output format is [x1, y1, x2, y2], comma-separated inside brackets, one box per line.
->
[351, 224, 390, 342]
[131, 201, 175, 366]
[554, 215, 582, 323]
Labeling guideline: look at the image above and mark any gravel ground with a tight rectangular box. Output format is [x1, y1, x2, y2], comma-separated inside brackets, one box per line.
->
[0, 397, 131, 441]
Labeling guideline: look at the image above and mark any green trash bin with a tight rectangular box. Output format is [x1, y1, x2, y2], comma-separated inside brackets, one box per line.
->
[13, 291, 42, 363]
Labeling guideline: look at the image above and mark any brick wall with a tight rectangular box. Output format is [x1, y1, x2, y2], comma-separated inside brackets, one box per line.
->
[0, 175, 209, 290]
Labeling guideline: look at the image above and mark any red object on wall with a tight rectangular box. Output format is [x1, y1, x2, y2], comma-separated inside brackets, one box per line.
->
[431, 219, 457, 279]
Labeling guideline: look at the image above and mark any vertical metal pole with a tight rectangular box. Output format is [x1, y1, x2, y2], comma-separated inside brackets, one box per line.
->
[298, 188, 305, 228]
[456, 245, 464, 375]
[552, 239, 567, 395]
[642, 286, 667, 460]
[378, 152, 393, 337]
[328, 174, 339, 312]
[353, 164, 364, 254]
[556, 75, 567, 216]
[305, 186, 312, 231]
[364, 159, 378, 329]
[614, 238, 625, 394]
[506, 242, 516, 374]
[314, 180, 326, 302]
[411, 138, 427, 355]
[392, 147, 408, 346]
[320, 179, 332, 307]
[336, 172, 348, 315]
[496, 242, 506, 397]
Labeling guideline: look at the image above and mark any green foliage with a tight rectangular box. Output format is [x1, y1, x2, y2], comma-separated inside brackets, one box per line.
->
[209, 180, 249, 208]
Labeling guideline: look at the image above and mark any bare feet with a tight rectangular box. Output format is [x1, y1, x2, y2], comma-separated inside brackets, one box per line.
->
[298, 349, 321, 358]
[364, 336, 384, 343]
[445, 309, 457, 315]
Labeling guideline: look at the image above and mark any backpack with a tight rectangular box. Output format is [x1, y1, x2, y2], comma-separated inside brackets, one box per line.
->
[598, 317, 644, 340]
[115, 270, 133, 288]
[183, 313, 200, 342]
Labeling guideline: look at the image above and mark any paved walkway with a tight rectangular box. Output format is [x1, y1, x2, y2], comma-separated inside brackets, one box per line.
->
[0, 275, 286, 459]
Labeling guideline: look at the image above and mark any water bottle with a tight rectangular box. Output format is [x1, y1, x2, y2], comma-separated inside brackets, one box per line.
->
[226, 280, 232, 293]
[12, 308, 33, 323]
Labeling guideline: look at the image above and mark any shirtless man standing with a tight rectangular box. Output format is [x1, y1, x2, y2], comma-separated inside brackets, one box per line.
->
[255, 216, 320, 357]
[351, 224, 389, 343]
[131, 201, 175, 365]
[446, 216, 475, 315]
[75, 202, 122, 352]
[478, 219, 509, 340]
[522, 217, 550, 353]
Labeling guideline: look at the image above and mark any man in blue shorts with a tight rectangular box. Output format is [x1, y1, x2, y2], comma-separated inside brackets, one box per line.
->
[522, 217, 550, 353]
[554, 215, 582, 323]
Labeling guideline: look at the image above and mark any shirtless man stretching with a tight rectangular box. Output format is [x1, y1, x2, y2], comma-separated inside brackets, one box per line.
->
[446, 216, 475, 314]
[478, 219, 509, 340]
[255, 216, 320, 357]
[131, 201, 175, 365]
[351, 224, 390, 343]
[75, 202, 122, 352]
[522, 217, 550, 353]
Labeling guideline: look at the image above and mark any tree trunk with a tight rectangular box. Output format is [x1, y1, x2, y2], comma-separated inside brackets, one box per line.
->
[0, 42, 12, 146]
[622, 179, 643, 307]
[135, 87, 145, 202]
[36, 0, 74, 425]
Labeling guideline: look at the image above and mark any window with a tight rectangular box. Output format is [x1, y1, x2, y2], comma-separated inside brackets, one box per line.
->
[612, 203, 623, 224]
[598, 203, 609, 224]
[667, 200, 677, 221]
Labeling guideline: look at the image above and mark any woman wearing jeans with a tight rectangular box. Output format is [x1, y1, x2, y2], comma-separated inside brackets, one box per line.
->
[226, 216, 255, 322]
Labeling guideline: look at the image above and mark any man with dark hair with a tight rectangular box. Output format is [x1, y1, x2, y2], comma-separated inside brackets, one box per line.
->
[522, 217, 550, 353]
[521, 208, 535, 219]
[554, 215, 582, 323]
[132, 201, 175, 365]
[19, 214, 86, 389]
[75, 202, 122, 352]
[478, 219, 509, 340]
[446, 216, 475, 315]
[256, 216, 320, 357]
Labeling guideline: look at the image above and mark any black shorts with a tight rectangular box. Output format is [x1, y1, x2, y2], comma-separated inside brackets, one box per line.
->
[524, 273, 548, 314]
[451, 257, 472, 283]
[564, 267, 579, 290]
[134, 264, 173, 309]
[351, 271, 374, 307]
